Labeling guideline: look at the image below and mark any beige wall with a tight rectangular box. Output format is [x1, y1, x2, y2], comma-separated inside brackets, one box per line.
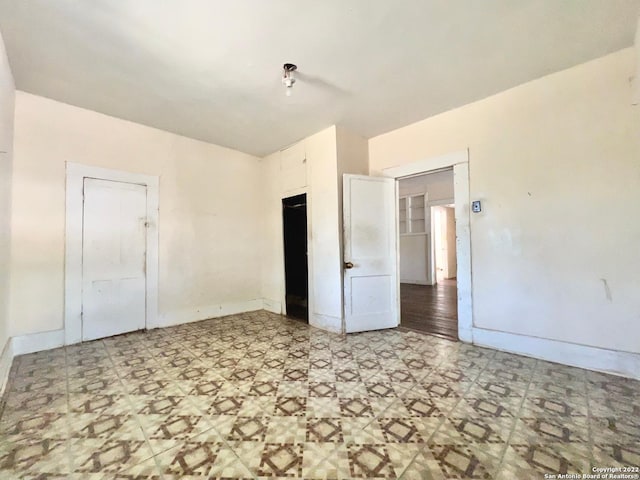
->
[10, 91, 263, 337]
[398, 170, 454, 200]
[634, 15, 640, 105]
[261, 125, 369, 333]
[259, 149, 285, 314]
[336, 127, 370, 189]
[0, 31, 14, 352]
[306, 127, 342, 330]
[370, 48, 640, 354]
[336, 126, 370, 229]
[260, 126, 345, 332]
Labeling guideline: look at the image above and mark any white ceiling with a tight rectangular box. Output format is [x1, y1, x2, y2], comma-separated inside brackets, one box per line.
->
[1, 1, 638, 156]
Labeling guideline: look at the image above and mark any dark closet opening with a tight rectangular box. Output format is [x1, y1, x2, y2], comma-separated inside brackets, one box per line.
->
[282, 194, 308, 321]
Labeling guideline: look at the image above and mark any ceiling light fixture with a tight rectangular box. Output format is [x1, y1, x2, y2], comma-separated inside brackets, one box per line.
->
[282, 63, 297, 96]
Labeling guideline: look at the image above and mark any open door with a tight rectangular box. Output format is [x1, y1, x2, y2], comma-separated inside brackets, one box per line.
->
[343, 174, 399, 333]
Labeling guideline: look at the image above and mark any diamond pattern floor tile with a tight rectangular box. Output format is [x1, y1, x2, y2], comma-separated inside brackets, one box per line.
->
[1, 310, 639, 479]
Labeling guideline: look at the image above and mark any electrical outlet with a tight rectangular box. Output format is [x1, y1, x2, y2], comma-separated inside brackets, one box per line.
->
[472, 200, 482, 213]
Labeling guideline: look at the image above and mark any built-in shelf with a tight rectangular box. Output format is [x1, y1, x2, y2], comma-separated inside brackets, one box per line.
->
[399, 194, 426, 235]
[399, 197, 407, 234]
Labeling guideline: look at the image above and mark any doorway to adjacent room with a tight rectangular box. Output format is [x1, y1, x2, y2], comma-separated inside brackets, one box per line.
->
[397, 169, 458, 340]
[282, 193, 309, 321]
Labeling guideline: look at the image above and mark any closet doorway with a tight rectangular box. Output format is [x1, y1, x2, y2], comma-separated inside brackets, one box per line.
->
[282, 194, 308, 321]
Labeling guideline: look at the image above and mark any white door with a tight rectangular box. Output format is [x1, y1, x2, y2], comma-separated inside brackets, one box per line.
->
[343, 174, 399, 333]
[82, 178, 147, 341]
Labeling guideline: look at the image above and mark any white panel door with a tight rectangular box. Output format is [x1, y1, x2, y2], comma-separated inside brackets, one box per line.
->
[343, 174, 399, 333]
[82, 178, 147, 341]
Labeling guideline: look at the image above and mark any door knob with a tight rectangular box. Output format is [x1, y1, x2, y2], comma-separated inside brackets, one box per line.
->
[344, 261, 354, 269]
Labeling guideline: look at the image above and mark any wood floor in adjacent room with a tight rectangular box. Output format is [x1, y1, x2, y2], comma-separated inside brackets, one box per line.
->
[400, 281, 458, 341]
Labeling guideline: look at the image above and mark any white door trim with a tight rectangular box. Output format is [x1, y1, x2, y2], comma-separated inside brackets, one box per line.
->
[382, 150, 473, 343]
[382, 150, 468, 178]
[427, 198, 455, 207]
[65, 162, 159, 345]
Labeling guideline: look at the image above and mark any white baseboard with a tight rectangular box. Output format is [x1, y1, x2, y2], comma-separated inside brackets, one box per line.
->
[155, 299, 264, 329]
[12, 329, 65, 356]
[311, 313, 342, 334]
[262, 298, 282, 314]
[3, 314, 638, 394]
[472, 327, 640, 380]
[458, 326, 473, 343]
[0, 329, 65, 398]
[0, 338, 13, 398]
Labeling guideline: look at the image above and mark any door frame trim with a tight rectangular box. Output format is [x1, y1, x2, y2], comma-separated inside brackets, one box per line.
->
[64, 162, 159, 345]
[382, 149, 473, 343]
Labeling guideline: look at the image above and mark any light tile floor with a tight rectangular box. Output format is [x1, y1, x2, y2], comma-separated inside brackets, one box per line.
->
[0, 311, 639, 479]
